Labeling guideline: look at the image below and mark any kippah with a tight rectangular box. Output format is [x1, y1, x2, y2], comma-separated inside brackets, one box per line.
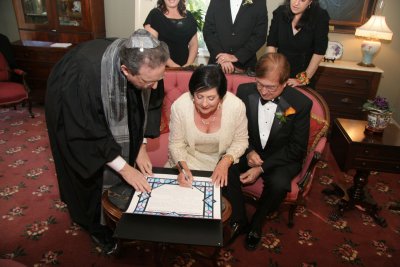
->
[125, 29, 160, 51]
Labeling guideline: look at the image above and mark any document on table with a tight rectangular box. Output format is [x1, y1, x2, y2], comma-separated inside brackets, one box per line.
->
[125, 172, 221, 220]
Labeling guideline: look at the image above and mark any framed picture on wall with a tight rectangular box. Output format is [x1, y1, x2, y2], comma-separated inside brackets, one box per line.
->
[319, 0, 377, 33]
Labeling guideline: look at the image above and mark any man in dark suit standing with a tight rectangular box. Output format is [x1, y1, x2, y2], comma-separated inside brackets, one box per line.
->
[203, 0, 267, 74]
[224, 53, 312, 250]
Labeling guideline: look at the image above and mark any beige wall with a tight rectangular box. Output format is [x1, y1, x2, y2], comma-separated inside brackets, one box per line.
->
[1, 0, 399, 122]
[0, 0, 19, 41]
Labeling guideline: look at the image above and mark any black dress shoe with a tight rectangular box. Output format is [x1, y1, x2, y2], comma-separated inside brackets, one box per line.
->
[91, 234, 118, 255]
[90, 226, 118, 255]
[227, 222, 246, 244]
[245, 231, 261, 251]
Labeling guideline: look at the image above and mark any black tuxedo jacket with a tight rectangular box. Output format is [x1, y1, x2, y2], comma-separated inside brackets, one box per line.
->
[236, 83, 312, 172]
[203, 0, 267, 69]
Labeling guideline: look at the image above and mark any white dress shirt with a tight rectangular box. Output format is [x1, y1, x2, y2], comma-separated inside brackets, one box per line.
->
[258, 100, 277, 148]
[230, 0, 242, 23]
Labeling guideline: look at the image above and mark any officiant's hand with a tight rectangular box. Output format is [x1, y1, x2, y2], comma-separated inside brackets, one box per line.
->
[136, 144, 153, 177]
[120, 164, 151, 193]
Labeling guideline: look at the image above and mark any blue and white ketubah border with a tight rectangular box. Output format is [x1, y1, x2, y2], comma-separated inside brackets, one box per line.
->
[125, 172, 221, 220]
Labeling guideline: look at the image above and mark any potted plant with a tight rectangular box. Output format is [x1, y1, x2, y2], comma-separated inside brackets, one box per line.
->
[362, 96, 392, 133]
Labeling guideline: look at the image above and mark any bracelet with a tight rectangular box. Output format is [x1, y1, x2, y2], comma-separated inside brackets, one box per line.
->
[295, 71, 310, 85]
[259, 166, 264, 173]
[222, 154, 234, 165]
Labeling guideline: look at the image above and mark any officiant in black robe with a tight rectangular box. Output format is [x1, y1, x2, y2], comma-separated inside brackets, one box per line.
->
[45, 29, 169, 253]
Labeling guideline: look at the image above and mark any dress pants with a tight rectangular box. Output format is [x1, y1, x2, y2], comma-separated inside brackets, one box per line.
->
[223, 157, 301, 233]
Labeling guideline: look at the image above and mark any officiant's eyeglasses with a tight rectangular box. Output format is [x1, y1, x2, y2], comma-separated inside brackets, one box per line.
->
[256, 79, 279, 93]
[137, 74, 164, 86]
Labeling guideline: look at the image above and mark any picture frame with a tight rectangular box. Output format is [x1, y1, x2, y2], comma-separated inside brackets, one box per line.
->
[319, 0, 377, 34]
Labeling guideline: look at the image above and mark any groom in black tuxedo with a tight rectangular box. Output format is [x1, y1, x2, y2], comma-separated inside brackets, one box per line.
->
[203, 0, 267, 74]
[225, 53, 312, 250]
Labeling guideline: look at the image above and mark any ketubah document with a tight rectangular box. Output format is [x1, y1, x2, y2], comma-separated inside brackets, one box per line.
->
[125, 172, 221, 220]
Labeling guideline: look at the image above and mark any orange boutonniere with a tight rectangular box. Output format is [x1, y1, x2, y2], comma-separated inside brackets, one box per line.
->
[285, 106, 296, 116]
[275, 106, 296, 124]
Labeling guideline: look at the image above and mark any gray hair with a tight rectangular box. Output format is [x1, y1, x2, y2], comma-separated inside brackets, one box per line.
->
[119, 29, 170, 74]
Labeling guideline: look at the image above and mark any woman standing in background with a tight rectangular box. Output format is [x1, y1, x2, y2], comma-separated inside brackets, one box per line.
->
[144, 0, 198, 68]
[267, 0, 329, 87]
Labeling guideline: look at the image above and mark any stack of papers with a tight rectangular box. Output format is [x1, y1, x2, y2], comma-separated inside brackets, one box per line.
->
[50, 43, 72, 48]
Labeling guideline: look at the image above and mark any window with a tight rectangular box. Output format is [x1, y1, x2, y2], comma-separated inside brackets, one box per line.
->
[187, 0, 210, 55]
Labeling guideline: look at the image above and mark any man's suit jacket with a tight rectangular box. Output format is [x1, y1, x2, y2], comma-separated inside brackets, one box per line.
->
[203, 0, 267, 70]
[236, 83, 312, 172]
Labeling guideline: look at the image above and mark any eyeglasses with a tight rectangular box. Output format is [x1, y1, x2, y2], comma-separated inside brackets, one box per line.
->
[255, 79, 279, 93]
[137, 74, 164, 86]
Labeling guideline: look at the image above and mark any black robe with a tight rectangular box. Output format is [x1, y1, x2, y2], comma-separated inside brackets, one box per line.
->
[45, 39, 164, 234]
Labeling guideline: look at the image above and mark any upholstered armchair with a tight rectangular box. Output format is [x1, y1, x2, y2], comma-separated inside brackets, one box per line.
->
[0, 34, 33, 118]
[242, 86, 330, 228]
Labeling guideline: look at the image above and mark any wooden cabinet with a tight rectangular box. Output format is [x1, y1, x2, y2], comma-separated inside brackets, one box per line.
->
[12, 40, 74, 104]
[314, 61, 383, 122]
[12, 0, 105, 43]
[11, 0, 105, 104]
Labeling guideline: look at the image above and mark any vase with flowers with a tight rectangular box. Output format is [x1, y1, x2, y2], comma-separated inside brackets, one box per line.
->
[362, 96, 392, 133]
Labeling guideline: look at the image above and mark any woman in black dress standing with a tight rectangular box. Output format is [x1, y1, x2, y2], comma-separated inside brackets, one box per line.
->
[267, 0, 329, 87]
[144, 0, 198, 68]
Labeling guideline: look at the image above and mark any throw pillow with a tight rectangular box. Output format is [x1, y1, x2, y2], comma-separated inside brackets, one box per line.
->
[308, 113, 329, 153]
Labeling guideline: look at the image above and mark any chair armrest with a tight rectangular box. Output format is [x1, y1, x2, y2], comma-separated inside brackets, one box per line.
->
[297, 137, 327, 189]
[10, 68, 31, 94]
[12, 68, 26, 76]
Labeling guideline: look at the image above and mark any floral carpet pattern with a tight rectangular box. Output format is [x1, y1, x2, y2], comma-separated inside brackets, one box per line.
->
[0, 107, 399, 267]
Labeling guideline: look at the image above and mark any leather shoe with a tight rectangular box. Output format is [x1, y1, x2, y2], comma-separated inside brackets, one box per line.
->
[91, 234, 118, 255]
[228, 222, 246, 244]
[90, 226, 119, 255]
[245, 230, 261, 251]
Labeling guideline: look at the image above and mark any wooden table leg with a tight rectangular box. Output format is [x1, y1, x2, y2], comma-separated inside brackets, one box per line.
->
[322, 170, 387, 227]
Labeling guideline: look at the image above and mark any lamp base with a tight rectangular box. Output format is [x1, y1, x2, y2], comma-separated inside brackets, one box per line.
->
[357, 62, 376, 68]
[359, 39, 381, 68]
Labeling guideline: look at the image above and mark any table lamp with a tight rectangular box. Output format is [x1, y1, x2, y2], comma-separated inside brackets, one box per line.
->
[355, 1, 393, 67]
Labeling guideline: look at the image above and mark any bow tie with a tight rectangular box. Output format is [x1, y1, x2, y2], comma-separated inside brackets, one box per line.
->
[260, 97, 279, 105]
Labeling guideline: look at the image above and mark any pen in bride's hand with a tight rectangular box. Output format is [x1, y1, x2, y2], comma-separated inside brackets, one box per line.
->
[178, 161, 192, 188]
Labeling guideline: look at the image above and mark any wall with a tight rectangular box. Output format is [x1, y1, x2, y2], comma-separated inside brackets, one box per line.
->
[104, 0, 135, 39]
[0, 0, 19, 41]
[1, 0, 399, 122]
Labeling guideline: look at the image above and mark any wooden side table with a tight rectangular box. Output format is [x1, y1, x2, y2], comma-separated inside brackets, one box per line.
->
[325, 118, 400, 227]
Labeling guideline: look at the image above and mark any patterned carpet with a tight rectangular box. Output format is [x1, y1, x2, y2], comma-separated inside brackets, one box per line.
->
[0, 107, 399, 267]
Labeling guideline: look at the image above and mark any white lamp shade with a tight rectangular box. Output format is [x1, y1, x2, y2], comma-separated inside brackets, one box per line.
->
[355, 15, 393, 40]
